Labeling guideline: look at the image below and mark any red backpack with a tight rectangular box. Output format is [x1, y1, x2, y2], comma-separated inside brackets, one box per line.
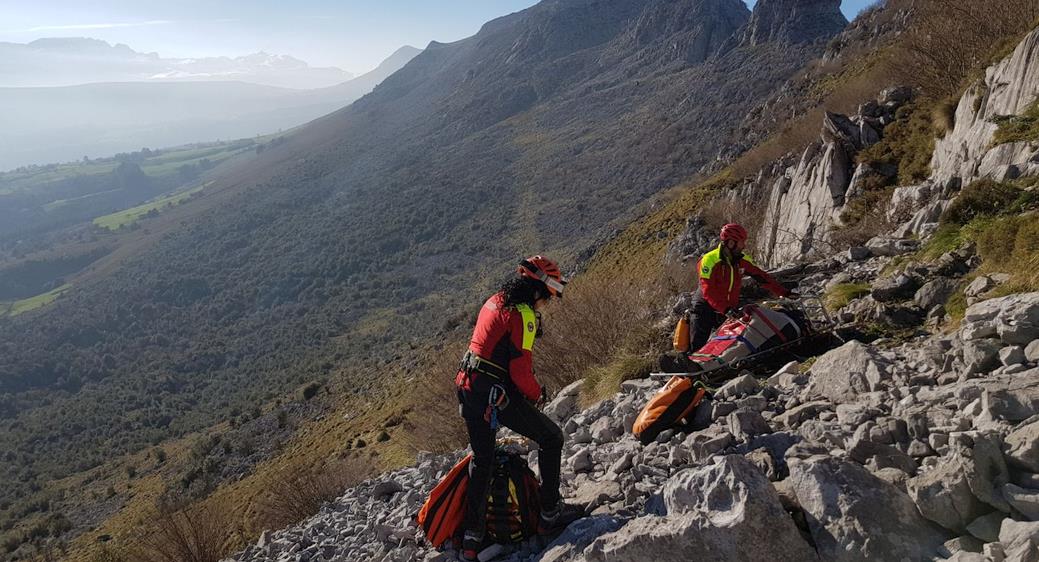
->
[417, 454, 472, 548]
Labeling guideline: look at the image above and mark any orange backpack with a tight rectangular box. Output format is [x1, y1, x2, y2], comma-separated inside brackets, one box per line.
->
[417, 454, 472, 548]
[632, 376, 706, 445]
[672, 316, 690, 352]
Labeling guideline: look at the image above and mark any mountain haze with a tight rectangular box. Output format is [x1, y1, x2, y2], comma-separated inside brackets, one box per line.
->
[0, 38, 354, 89]
[0, 46, 421, 170]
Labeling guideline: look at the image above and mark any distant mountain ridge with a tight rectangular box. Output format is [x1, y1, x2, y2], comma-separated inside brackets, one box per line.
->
[0, 37, 353, 89]
[0, 46, 422, 170]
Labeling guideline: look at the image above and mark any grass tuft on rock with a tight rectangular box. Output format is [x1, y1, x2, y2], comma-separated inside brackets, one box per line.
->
[825, 283, 871, 311]
[991, 100, 1039, 146]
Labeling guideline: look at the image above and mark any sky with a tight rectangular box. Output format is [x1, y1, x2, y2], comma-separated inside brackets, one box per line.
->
[0, 0, 878, 74]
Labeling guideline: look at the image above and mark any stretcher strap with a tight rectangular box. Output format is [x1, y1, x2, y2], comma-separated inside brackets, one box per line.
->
[749, 307, 788, 343]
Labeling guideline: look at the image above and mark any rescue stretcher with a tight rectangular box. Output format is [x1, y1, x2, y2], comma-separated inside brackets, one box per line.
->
[650, 297, 841, 385]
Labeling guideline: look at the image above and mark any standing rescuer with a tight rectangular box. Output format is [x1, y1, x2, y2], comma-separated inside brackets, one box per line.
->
[455, 256, 582, 561]
[688, 223, 797, 351]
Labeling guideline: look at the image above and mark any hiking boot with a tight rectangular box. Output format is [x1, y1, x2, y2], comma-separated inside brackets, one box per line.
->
[460, 531, 482, 561]
[538, 501, 584, 534]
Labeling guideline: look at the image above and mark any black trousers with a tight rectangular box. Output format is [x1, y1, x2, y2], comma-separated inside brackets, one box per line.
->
[689, 299, 723, 352]
[459, 387, 563, 539]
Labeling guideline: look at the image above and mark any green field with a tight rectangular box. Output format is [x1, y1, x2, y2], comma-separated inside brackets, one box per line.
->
[93, 184, 208, 230]
[140, 145, 252, 176]
[0, 162, 118, 194]
[0, 136, 266, 195]
[1, 284, 72, 316]
[42, 188, 123, 212]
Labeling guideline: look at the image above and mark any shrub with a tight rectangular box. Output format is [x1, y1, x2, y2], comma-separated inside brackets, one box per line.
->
[941, 179, 1023, 225]
[581, 353, 656, 403]
[834, 187, 896, 247]
[891, 0, 1039, 97]
[921, 223, 966, 259]
[932, 95, 959, 137]
[856, 103, 936, 186]
[696, 191, 767, 247]
[296, 381, 322, 402]
[408, 338, 469, 453]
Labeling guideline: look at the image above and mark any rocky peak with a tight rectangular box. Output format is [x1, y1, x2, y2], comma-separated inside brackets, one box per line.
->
[628, 0, 750, 62]
[739, 0, 848, 47]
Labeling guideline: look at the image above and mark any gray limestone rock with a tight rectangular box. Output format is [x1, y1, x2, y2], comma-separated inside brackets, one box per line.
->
[1025, 339, 1039, 363]
[865, 236, 920, 257]
[570, 480, 623, 513]
[1003, 483, 1039, 521]
[1007, 420, 1039, 473]
[982, 379, 1039, 422]
[848, 438, 917, 475]
[372, 480, 404, 501]
[545, 380, 584, 424]
[586, 456, 817, 562]
[1001, 346, 1027, 367]
[966, 511, 1006, 543]
[715, 374, 759, 400]
[774, 400, 831, 428]
[915, 278, 959, 311]
[569, 449, 593, 474]
[963, 339, 1002, 375]
[998, 519, 1039, 561]
[536, 515, 625, 562]
[906, 455, 992, 533]
[966, 276, 997, 298]
[932, 27, 1039, 185]
[790, 456, 947, 561]
[807, 340, 889, 403]
[871, 273, 919, 303]
[728, 409, 772, 441]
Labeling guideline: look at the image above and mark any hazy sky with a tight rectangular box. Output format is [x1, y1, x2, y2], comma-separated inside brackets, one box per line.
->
[0, 0, 878, 74]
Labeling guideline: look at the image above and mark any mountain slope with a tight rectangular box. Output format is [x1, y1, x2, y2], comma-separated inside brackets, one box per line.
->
[0, 0, 847, 555]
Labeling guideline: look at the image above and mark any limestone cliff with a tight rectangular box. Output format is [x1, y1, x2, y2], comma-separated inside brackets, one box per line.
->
[932, 29, 1039, 185]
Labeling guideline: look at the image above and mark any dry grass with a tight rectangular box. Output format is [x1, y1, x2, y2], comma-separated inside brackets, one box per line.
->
[250, 459, 365, 531]
[537, 271, 670, 399]
[129, 501, 236, 562]
[696, 189, 768, 247]
[406, 339, 470, 453]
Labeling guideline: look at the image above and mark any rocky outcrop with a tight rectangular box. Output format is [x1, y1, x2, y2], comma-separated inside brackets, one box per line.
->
[755, 87, 911, 267]
[932, 27, 1039, 185]
[737, 0, 848, 47]
[751, 27, 1039, 267]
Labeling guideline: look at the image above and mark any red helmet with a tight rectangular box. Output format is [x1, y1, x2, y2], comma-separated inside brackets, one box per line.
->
[518, 255, 567, 298]
[720, 223, 748, 244]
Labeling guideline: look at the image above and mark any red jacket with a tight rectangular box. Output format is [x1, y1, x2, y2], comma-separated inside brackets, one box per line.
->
[696, 245, 789, 314]
[454, 293, 541, 401]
